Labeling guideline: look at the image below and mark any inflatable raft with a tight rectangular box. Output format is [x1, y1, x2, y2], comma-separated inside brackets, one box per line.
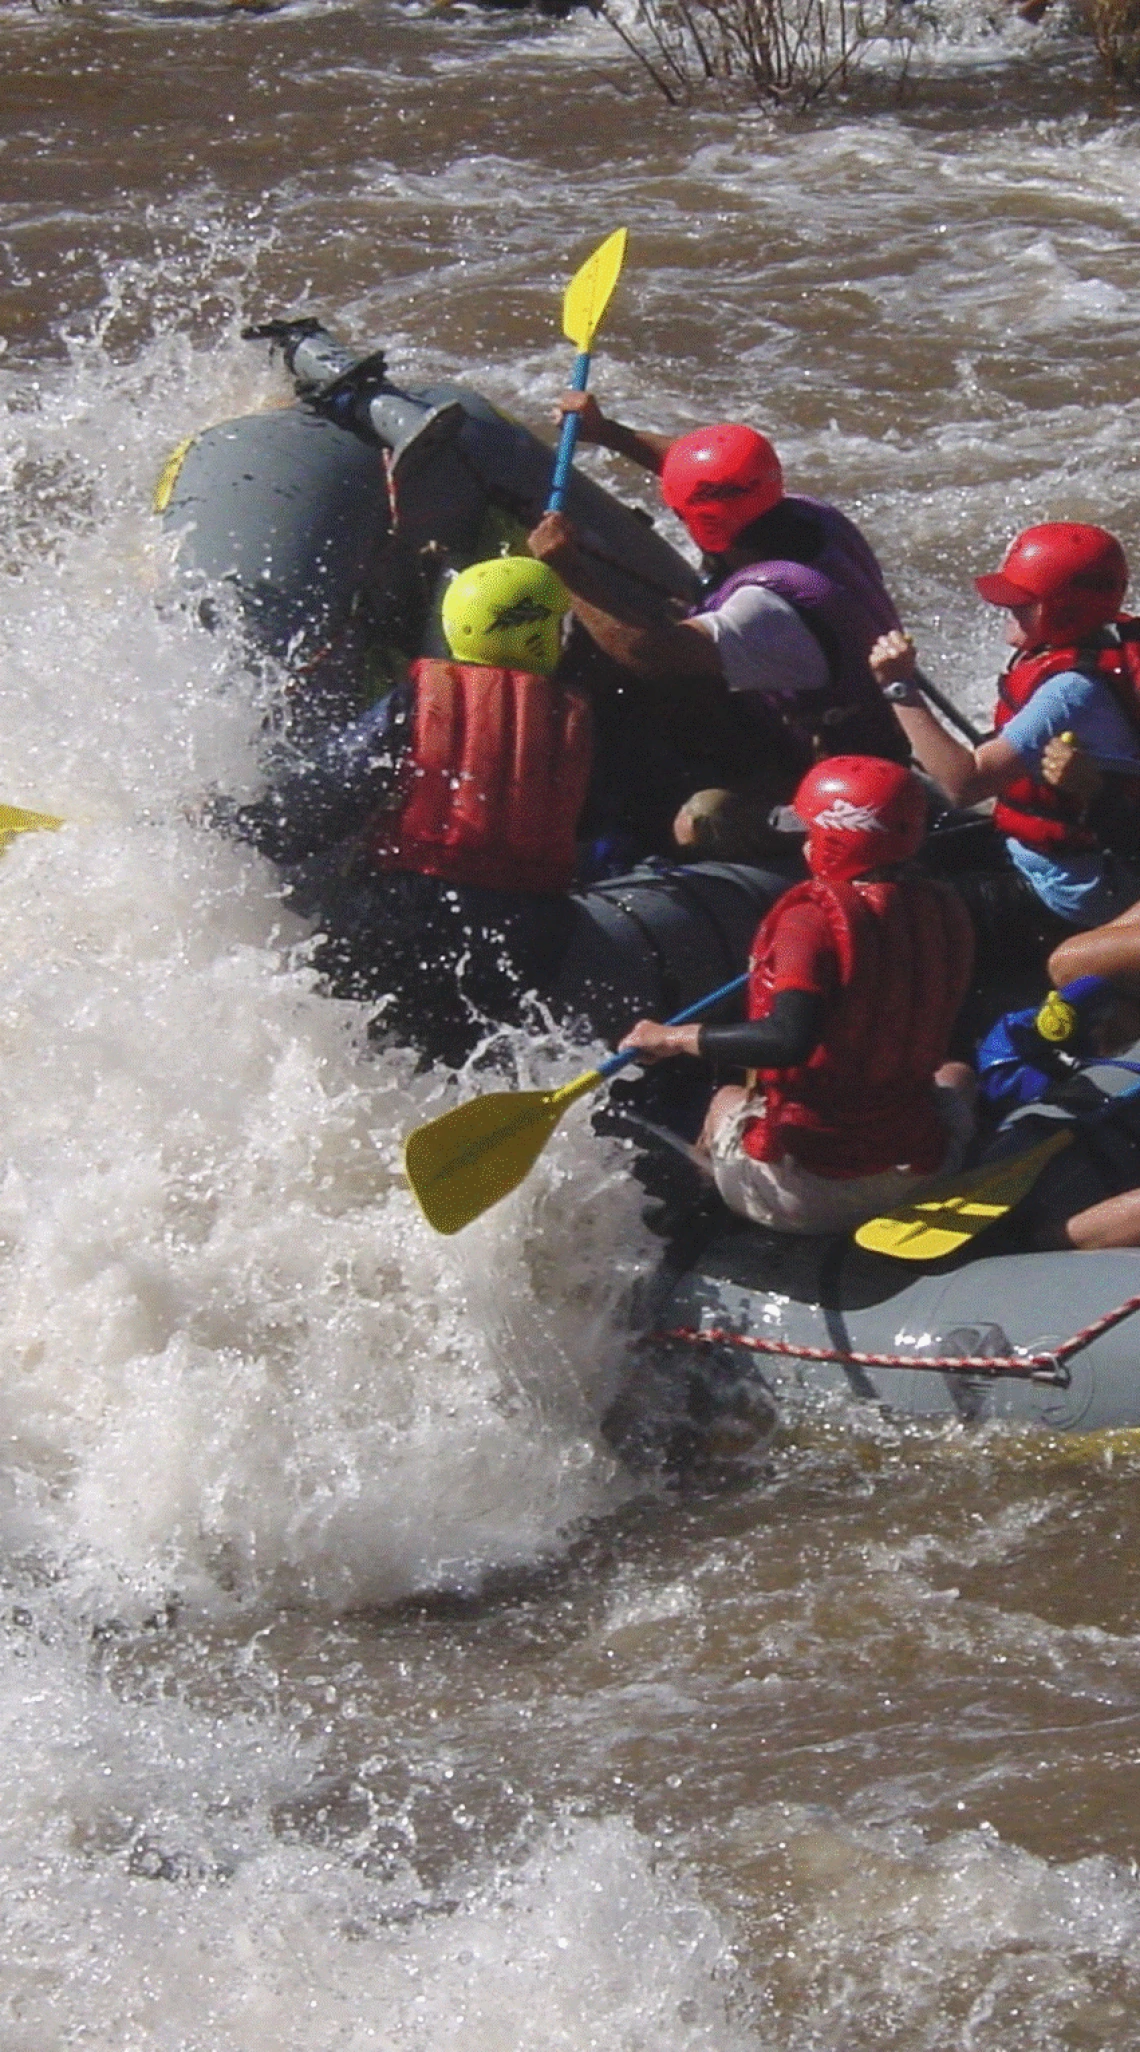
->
[158, 317, 806, 1025]
[157, 317, 699, 733]
[158, 321, 1140, 1444]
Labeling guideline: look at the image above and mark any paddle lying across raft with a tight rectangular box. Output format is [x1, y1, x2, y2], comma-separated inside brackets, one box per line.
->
[855, 1129, 1075, 1261]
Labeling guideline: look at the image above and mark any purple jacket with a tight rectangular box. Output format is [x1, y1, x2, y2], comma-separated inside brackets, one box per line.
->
[695, 496, 908, 763]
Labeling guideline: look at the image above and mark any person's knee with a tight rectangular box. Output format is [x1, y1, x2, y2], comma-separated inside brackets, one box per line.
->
[936, 1059, 977, 1105]
[1048, 924, 1140, 1000]
[1060, 1186, 1140, 1250]
[697, 1083, 748, 1154]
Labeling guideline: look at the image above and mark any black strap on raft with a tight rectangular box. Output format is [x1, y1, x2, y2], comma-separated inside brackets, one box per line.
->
[242, 320, 391, 424]
[241, 318, 326, 377]
[303, 352, 392, 428]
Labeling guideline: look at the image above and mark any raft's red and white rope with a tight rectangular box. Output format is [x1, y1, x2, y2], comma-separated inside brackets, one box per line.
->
[648, 1292, 1140, 1387]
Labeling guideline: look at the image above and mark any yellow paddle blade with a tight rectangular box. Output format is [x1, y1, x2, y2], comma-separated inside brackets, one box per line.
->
[562, 229, 628, 354]
[0, 804, 64, 854]
[153, 434, 196, 514]
[854, 1128, 1074, 1262]
[403, 1069, 604, 1235]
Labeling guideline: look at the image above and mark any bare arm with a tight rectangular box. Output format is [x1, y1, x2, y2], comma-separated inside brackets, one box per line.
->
[555, 392, 672, 476]
[870, 630, 1022, 806]
[1048, 899, 1140, 992]
[528, 512, 723, 680]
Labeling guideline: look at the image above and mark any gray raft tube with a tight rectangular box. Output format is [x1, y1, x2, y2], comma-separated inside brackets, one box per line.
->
[552, 859, 795, 1042]
[157, 317, 699, 669]
[155, 336, 1140, 1436]
[651, 1230, 1140, 1436]
[637, 1046, 1140, 1443]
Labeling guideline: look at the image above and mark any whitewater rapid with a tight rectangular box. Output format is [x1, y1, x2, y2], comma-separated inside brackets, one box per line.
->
[6, 3, 1140, 2041]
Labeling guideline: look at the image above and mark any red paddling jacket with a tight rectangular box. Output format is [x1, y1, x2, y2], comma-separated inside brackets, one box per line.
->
[740, 875, 975, 1178]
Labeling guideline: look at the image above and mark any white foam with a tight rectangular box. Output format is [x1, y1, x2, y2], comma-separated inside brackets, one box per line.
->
[0, 1614, 747, 2052]
[0, 329, 656, 1621]
[723, 1803, 1140, 2043]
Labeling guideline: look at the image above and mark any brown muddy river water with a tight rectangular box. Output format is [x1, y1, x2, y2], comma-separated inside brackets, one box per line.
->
[4, 3, 1140, 2045]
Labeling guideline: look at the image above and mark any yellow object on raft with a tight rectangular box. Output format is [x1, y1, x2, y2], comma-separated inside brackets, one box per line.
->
[0, 805, 64, 854]
[854, 1128, 1074, 1262]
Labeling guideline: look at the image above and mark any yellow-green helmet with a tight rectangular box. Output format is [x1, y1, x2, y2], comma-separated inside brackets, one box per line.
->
[441, 556, 570, 675]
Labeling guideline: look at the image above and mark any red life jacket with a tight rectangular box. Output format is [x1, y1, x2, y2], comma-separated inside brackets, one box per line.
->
[992, 620, 1140, 853]
[365, 658, 593, 895]
[740, 875, 975, 1178]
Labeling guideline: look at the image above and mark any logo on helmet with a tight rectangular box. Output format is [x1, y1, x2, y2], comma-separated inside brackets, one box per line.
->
[489, 598, 555, 630]
[687, 478, 758, 505]
[441, 556, 570, 675]
[661, 425, 784, 554]
[793, 756, 928, 881]
[809, 798, 886, 834]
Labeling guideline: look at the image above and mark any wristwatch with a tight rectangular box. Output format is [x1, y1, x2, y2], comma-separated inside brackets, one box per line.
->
[881, 679, 923, 705]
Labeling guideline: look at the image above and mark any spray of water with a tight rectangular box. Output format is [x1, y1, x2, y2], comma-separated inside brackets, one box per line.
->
[0, 304, 663, 1626]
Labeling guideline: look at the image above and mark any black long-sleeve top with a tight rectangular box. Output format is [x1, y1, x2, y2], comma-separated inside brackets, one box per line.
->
[696, 987, 826, 1069]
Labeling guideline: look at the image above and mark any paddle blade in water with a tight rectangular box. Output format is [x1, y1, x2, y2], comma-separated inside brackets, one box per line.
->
[562, 229, 628, 353]
[854, 1128, 1074, 1262]
[0, 804, 63, 853]
[404, 1070, 603, 1235]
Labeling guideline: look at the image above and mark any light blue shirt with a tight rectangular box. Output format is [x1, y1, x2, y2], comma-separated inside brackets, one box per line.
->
[1000, 668, 1140, 923]
[1001, 666, 1140, 773]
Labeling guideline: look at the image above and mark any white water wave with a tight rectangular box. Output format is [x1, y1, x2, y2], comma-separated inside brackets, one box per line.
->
[0, 328, 655, 1620]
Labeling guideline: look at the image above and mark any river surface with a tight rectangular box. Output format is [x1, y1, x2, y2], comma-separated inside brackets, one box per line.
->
[5, 2, 1140, 2045]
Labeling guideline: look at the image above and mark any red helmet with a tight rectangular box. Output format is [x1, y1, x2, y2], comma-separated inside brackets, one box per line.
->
[660, 424, 784, 554]
[794, 756, 928, 882]
[975, 523, 1128, 641]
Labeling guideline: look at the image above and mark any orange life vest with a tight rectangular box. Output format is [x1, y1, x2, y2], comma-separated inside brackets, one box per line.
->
[741, 874, 975, 1178]
[992, 621, 1140, 853]
[364, 658, 593, 895]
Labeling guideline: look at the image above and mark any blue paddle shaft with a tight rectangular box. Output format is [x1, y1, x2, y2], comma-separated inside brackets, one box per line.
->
[546, 350, 591, 513]
[597, 970, 749, 1081]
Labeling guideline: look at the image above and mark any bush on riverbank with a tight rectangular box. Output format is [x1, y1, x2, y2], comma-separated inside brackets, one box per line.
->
[589, 0, 1140, 103]
[588, 0, 911, 104]
[1082, 0, 1140, 83]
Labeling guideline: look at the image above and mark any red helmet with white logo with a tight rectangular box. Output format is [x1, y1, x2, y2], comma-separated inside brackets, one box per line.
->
[794, 756, 928, 882]
[975, 523, 1128, 641]
[660, 424, 784, 554]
